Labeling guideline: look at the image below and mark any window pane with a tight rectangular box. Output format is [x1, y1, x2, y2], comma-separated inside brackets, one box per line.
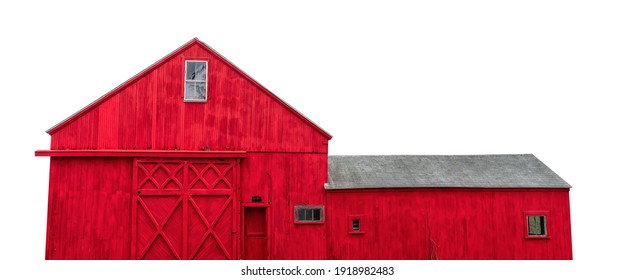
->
[294, 205, 324, 222]
[528, 216, 538, 235]
[352, 219, 360, 231]
[186, 62, 207, 81]
[528, 215, 546, 236]
[313, 209, 321, 221]
[185, 81, 206, 100]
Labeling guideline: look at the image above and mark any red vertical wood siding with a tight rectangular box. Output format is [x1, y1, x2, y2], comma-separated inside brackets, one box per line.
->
[50, 43, 329, 153]
[45, 152, 329, 260]
[240, 152, 328, 259]
[41, 39, 571, 260]
[131, 159, 240, 260]
[46, 158, 132, 259]
[44, 40, 330, 260]
[326, 188, 572, 260]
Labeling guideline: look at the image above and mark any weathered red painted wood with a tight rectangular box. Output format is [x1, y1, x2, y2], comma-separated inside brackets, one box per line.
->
[132, 159, 239, 260]
[43, 40, 331, 259]
[46, 158, 133, 259]
[244, 207, 267, 260]
[39, 38, 571, 260]
[326, 188, 573, 260]
[240, 152, 328, 260]
[48, 40, 330, 153]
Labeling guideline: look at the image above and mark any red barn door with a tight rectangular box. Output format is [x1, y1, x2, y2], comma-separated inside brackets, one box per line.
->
[132, 159, 239, 260]
[243, 207, 268, 259]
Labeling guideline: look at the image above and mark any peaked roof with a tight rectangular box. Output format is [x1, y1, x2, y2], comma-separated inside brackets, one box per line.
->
[326, 154, 571, 189]
[46, 38, 332, 139]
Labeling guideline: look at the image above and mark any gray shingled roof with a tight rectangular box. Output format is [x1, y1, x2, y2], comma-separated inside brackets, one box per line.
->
[326, 154, 570, 189]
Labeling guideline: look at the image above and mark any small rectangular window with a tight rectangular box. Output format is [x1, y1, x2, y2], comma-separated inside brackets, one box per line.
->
[352, 219, 360, 231]
[524, 211, 549, 239]
[294, 205, 324, 223]
[348, 215, 365, 234]
[312, 209, 321, 221]
[527, 215, 546, 236]
[184, 60, 207, 102]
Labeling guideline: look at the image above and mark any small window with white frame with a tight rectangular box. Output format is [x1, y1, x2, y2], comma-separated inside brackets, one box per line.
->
[184, 60, 207, 102]
[294, 205, 324, 223]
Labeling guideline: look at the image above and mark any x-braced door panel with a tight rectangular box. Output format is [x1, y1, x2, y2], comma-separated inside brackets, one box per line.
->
[132, 159, 238, 260]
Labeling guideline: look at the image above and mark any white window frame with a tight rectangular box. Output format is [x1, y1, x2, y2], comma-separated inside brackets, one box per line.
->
[184, 60, 208, 102]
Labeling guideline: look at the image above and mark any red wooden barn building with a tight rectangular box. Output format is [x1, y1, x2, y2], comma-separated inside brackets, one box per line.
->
[36, 38, 572, 260]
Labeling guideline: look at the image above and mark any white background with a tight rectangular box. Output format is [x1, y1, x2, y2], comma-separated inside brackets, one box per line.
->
[1, 0, 632, 279]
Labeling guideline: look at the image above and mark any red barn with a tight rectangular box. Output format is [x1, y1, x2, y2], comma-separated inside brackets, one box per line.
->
[35, 38, 572, 260]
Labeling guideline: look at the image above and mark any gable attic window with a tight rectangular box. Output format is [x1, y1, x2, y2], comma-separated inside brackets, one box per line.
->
[184, 60, 207, 102]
